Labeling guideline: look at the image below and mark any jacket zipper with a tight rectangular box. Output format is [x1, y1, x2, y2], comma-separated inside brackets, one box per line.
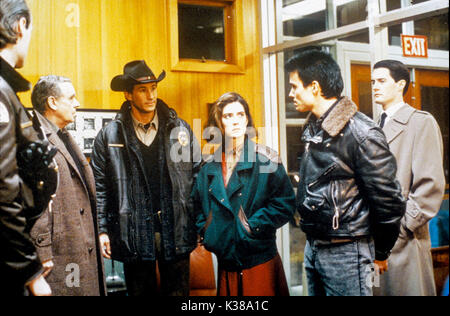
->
[331, 181, 340, 230]
[308, 163, 337, 189]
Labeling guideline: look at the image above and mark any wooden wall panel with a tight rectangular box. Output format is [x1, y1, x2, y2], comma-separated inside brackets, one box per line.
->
[20, 0, 263, 136]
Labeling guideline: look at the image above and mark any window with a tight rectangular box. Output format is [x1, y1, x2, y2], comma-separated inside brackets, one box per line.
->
[168, 0, 245, 74]
[414, 13, 449, 50]
[336, 0, 367, 27]
[337, 0, 369, 43]
[262, 0, 449, 295]
[282, 0, 328, 39]
[178, 4, 226, 61]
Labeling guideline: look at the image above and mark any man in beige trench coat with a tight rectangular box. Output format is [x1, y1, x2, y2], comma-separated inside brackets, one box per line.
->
[30, 76, 106, 296]
[372, 60, 445, 296]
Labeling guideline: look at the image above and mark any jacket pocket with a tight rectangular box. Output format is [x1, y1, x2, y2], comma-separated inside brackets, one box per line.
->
[235, 216, 273, 258]
[302, 189, 326, 213]
[238, 205, 253, 236]
[202, 213, 234, 259]
[201, 210, 213, 237]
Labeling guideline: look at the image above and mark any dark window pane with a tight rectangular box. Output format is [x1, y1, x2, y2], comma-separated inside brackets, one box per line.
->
[389, 23, 402, 46]
[286, 125, 305, 174]
[339, 31, 369, 43]
[286, 123, 307, 291]
[337, 0, 367, 27]
[421, 86, 449, 183]
[336, 0, 368, 43]
[283, 10, 327, 38]
[178, 4, 225, 61]
[289, 222, 306, 290]
[414, 14, 449, 51]
[387, 0, 401, 11]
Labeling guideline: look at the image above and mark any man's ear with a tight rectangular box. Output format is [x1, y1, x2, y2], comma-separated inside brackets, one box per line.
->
[397, 79, 407, 93]
[311, 80, 321, 96]
[124, 91, 132, 101]
[15, 17, 28, 39]
[47, 96, 58, 111]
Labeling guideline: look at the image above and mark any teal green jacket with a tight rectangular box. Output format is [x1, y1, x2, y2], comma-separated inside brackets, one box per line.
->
[191, 139, 295, 271]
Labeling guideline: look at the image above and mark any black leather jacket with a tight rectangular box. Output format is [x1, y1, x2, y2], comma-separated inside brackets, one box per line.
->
[0, 57, 44, 292]
[297, 97, 406, 260]
[91, 100, 200, 262]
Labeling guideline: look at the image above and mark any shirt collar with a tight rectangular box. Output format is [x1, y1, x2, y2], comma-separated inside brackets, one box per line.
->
[383, 102, 405, 118]
[131, 110, 159, 131]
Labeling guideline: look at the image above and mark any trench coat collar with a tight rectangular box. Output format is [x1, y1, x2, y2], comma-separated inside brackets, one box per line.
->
[206, 139, 255, 213]
[34, 111, 94, 196]
[383, 103, 415, 144]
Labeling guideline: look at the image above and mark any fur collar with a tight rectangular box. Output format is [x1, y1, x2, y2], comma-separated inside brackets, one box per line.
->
[321, 97, 357, 137]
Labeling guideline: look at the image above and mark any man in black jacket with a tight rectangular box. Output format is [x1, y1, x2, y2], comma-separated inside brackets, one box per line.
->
[0, 0, 53, 296]
[91, 60, 200, 296]
[286, 49, 405, 296]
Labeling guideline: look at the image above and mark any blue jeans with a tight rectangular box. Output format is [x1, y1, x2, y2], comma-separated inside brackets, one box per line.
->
[304, 237, 375, 296]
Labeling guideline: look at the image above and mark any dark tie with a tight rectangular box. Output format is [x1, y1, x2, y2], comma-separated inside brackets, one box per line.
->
[379, 112, 387, 128]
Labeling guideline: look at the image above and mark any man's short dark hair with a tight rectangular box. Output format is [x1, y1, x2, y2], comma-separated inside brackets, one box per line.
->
[285, 48, 344, 99]
[373, 60, 410, 96]
[0, 0, 31, 49]
[31, 75, 72, 114]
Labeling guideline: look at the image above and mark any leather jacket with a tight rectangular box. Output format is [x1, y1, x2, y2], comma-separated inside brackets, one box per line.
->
[91, 100, 201, 262]
[0, 57, 44, 291]
[297, 97, 406, 260]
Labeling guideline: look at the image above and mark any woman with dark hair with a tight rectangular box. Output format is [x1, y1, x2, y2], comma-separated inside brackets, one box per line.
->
[192, 92, 295, 296]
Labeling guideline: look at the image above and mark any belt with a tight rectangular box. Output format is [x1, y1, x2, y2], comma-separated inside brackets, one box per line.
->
[310, 237, 355, 246]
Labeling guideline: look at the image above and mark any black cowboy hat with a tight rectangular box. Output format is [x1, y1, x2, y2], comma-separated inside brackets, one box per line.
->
[111, 60, 166, 91]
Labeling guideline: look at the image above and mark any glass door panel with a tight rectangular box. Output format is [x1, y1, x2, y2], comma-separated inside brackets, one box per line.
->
[415, 69, 449, 183]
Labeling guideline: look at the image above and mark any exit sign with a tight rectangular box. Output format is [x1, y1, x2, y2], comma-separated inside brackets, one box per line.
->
[401, 35, 428, 58]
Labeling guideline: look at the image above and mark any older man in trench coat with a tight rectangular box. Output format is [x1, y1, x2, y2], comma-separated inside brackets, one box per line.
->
[372, 60, 445, 296]
[30, 76, 106, 296]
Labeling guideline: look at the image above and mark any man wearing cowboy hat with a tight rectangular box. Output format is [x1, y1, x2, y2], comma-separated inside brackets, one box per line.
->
[91, 60, 201, 296]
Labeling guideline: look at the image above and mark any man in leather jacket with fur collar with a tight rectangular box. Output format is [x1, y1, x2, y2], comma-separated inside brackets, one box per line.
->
[286, 49, 405, 296]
